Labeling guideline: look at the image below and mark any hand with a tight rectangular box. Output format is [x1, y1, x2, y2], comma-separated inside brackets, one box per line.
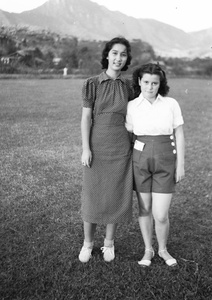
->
[81, 149, 92, 168]
[175, 165, 185, 183]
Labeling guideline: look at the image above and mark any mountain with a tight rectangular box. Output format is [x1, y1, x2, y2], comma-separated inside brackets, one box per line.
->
[0, 0, 211, 58]
[189, 28, 212, 58]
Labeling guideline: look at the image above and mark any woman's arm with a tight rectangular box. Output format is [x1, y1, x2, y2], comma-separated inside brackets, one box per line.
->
[174, 125, 185, 182]
[81, 107, 92, 167]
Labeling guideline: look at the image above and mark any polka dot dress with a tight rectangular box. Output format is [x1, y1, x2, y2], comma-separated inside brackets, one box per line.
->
[81, 72, 134, 224]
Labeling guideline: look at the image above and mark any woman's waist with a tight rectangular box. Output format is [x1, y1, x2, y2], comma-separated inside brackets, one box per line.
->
[92, 113, 125, 126]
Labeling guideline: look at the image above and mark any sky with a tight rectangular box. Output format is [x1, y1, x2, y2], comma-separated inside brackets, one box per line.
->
[0, 0, 211, 32]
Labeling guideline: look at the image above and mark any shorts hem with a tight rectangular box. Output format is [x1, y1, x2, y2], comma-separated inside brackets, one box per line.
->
[134, 188, 175, 194]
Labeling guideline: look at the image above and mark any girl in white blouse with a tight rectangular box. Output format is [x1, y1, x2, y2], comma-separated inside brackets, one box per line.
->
[126, 63, 185, 267]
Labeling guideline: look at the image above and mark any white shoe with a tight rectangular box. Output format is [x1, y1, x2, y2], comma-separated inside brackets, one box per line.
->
[79, 244, 93, 263]
[158, 248, 177, 267]
[101, 246, 115, 262]
[138, 248, 155, 267]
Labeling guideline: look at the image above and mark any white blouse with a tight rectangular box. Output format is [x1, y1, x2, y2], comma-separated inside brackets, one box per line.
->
[125, 93, 184, 135]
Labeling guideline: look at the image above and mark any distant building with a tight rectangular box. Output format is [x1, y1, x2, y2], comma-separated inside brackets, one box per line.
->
[53, 57, 62, 65]
[1, 49, 44, 66]
[1, 57, 10, 64]
[0, 55, 18, 65]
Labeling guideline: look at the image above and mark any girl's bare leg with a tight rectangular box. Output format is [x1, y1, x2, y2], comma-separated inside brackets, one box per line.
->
[137, 192, 154, 261]
[152, 193, 176, 261]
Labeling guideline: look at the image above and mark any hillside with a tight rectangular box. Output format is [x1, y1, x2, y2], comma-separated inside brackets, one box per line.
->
[0, 0, 211, 58]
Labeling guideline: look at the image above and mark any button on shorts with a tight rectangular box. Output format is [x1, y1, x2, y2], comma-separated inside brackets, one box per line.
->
[133, 135, 176, 193]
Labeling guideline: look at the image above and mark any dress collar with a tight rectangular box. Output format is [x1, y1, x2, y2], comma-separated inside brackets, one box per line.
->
[99, 71, 126, 83]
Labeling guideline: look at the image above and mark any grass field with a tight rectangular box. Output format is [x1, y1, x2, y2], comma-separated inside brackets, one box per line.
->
[0, 77, 212, 300]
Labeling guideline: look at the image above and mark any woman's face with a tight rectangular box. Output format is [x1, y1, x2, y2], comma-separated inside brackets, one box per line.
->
[107, 43, 128, 72]
[139, 73, 160, 101]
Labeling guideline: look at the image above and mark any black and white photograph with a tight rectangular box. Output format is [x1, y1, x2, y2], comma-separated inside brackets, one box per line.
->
[1, 0, 212, 299]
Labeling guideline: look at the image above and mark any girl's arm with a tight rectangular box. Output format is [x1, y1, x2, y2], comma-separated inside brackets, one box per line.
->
[81, 107, 92, 167]
[175, 125, 185, 182]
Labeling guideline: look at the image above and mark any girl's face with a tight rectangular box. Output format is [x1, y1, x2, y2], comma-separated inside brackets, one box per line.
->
[139, 73, 160, 101]
[107, 43, 128, 72]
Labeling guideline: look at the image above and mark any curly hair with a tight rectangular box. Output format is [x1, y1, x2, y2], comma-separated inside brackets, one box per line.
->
[101, 37, 132, 71]
[132, 63, 170, 98]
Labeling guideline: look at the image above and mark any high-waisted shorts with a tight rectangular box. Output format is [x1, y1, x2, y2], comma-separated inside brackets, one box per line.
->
[133, 135, 177, 193]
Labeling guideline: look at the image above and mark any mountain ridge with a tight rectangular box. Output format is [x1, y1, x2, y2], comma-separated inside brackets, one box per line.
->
[0, 0, 211, 58]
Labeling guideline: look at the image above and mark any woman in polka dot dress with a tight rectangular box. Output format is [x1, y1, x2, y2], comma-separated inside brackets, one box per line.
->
[126, 63, 185, 268]
[79, 37, 134, 263]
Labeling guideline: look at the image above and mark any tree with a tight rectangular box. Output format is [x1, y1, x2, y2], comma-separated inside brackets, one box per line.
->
[130, 39, 156, 68]
[43, 50, 55, 68]
[0, 34, 17, 56]
[204, 63, 212, 76]
[61, 49, 78, 68]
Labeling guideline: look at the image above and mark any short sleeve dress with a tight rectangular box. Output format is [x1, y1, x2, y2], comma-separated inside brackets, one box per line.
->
[81, 72, 134, 224]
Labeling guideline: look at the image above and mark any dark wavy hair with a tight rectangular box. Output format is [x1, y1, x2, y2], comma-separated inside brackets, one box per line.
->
[132, 63, 170, 98]
[101, 37, 132, 71]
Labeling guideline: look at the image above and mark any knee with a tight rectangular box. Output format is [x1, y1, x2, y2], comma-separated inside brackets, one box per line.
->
[154, 214, 169, 224]
[139, 205, 152, 217]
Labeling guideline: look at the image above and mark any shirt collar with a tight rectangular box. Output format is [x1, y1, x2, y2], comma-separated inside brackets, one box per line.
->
[138, 93, 163, 103]
[99, 71, 126, 83]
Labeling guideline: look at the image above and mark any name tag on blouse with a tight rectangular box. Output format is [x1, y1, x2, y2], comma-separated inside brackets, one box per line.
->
[134, 140, 145, 151]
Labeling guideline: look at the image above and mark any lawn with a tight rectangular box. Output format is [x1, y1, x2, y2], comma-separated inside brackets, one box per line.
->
[0, 77, 212, 300]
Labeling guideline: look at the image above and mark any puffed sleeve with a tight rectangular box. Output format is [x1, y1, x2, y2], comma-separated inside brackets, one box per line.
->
[82, 78, 96, 108]
[172, 99, 184, 128]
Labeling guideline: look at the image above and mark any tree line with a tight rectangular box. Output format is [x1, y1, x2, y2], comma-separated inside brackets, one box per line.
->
[0, 26, 212, 77]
